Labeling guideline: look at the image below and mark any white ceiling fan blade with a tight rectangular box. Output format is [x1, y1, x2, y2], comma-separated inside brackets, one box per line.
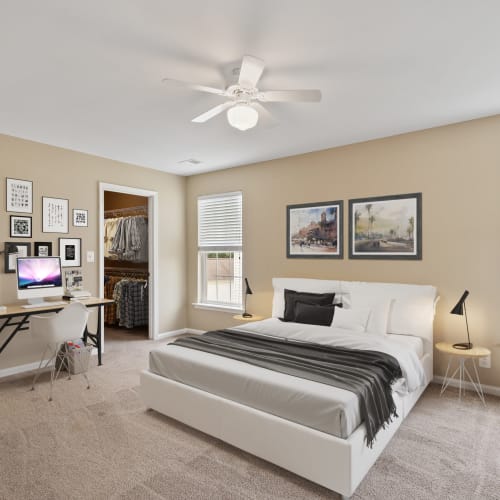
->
[259, 89, 322, 102]
[192, 101, 233, 123]
[252, 102, 278, 128]
[238, 55, 265, 89]
[162, 78, 226, 96]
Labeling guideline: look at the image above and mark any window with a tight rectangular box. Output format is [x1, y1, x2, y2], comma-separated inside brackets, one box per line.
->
[197, 192, 243, 309]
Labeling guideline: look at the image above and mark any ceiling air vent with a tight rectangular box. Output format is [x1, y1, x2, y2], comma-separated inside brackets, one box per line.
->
[178, 158, 202, 166]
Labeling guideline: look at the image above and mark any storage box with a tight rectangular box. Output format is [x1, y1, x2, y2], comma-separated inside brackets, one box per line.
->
[57, 340, 92, 375]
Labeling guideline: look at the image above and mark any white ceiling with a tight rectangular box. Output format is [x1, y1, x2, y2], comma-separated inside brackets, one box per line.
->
[1, 1, 499, 176]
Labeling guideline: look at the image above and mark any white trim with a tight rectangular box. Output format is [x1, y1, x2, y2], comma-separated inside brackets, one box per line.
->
[197, 190, 242, 201]
[0, 349, 98, 379]
[186, 328, 205, 335]
[157, 328, 205, 340]
[192, 302, 243, 314]
[99, 182, 159, 341]
[0, 360, 44, 379]
[433, 376, 500, 397]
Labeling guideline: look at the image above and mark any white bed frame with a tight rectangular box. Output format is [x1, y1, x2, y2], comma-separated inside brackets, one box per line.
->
[140, 278, 437, 498]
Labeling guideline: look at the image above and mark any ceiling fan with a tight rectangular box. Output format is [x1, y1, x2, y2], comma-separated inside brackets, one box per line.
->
[162, 55, 322, 131]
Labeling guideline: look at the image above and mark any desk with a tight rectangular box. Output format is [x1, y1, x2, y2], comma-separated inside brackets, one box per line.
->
[0, 298, 114, 366]
[436, 341, 490, 405]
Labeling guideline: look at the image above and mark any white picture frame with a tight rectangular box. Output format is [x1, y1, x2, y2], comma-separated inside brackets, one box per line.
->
[6, 178, 33, 213]
[42, 197, 69, 233]
[59, 238, 81, 267]
[73, 208, 88, 227]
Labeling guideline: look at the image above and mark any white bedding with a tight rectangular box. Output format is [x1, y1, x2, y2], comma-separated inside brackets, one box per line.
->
[148, 319, 426, 439]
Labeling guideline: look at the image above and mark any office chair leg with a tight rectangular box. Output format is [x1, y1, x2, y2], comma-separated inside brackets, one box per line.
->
[49, 347, 67, 401]
[31, 346, 56, 390]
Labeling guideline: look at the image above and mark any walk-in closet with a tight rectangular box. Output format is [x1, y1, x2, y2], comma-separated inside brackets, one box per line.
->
[103, 191, 149, 338]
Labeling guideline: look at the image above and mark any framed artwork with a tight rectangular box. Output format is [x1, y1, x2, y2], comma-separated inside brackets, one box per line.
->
[58, 238, 81, 267]
[4, 242, 31, 273]
[42, 197, 69, 233]
[10, 215, 32, 238]
[34, 241, 53, 257]
[73, 208, 88, 227]
[287, 200, 343, 259]
[348, 193, 422, 260]
[6, 178, 33, 213]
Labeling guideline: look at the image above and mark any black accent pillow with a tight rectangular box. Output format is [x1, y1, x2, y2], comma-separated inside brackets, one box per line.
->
[293, 301, 337, 326]
[282, 289, 335, 322]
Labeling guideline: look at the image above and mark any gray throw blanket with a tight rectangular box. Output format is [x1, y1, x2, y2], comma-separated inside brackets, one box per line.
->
[174, 329, 403, 447]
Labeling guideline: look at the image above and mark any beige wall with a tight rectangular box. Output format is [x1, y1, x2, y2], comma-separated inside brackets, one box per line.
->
[0, 134, 186, 371]
[187, 115, 500, 387]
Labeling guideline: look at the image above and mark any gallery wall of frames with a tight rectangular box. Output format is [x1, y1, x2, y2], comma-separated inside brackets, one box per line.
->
[3, 177, 88, 273]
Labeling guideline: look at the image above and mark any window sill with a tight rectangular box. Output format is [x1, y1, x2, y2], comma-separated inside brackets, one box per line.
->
[192, 303, 243, 314]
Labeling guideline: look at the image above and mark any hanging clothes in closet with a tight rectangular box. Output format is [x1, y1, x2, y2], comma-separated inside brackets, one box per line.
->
[104, 215, 148, 262]
[104, 273, 148, 328]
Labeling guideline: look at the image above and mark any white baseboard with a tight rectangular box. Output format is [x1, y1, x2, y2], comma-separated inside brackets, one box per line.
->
[156, 328, 205, 340]
[433, 376, 500, 397]
[0, 348, 97, 380]
[0, 360, 43, 379]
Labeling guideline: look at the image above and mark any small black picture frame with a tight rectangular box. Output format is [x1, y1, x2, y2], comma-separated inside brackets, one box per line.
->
[4, 242, 31, 273]
[10, 215, 32, 238]
[34, 241, 53, 257]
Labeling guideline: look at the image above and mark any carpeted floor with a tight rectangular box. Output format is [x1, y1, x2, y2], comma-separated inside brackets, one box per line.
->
[0, 328, 499, 500]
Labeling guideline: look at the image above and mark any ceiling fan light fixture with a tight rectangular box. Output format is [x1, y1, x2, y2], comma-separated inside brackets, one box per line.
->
[227, 104, 258, 131]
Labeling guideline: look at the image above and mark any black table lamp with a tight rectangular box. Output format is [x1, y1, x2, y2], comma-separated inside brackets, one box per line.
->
[242, 278, 253, 318]
[451, 290, 472, 349]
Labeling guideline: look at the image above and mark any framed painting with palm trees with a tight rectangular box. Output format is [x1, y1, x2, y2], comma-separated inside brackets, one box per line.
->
[348, 193, 422, 260]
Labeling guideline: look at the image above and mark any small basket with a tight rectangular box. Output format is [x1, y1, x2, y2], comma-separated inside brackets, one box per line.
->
[57, 340, 92, 375]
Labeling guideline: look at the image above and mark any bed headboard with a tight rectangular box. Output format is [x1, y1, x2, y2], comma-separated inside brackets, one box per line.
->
[272, 278, 438, 353]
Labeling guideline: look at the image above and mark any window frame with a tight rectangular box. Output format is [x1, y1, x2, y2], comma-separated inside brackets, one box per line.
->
[195, 191, 243, 312]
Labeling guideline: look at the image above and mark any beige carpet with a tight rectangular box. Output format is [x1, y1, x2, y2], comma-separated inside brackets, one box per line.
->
[0, 328, 499, 500]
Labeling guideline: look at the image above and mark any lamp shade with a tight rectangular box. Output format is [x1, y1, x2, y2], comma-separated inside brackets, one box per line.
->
[245, 278, 253, 295]
[227, 104, 258, 131]
[450, 290, 469, 315]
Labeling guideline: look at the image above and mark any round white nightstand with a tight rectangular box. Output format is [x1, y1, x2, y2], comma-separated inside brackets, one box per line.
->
[435, 341, 490, 405]
[233, 315, 263, 322]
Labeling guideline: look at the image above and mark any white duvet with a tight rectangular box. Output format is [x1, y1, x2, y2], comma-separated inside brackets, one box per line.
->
[233, 318, 427, 393]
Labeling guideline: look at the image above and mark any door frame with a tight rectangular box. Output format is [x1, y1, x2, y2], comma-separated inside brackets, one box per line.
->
[98, 182, 159, 341]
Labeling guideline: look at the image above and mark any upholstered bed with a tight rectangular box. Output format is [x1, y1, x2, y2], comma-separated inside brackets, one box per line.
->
[140, 278, 437, 498]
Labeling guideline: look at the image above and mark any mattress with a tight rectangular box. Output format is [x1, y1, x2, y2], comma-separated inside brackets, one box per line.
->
[148, 320, 426, 439]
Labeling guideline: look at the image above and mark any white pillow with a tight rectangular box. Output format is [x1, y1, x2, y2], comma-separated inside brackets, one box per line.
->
[331, 307, 370, 332]
[350, 293, 392, 335]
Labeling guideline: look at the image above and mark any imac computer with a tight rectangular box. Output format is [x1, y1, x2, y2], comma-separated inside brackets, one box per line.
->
[16, 257, 64, 308]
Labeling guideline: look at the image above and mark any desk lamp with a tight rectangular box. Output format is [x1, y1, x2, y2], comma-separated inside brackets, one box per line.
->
[242, 278, 253, 318]
[451, 290, 472, 349]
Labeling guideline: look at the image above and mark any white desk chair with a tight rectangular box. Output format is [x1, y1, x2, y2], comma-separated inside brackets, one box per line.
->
[30, 302, 90, 401]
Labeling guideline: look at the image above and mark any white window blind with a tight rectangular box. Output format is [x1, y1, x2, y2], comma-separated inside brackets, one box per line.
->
[198, 192, 242, 251]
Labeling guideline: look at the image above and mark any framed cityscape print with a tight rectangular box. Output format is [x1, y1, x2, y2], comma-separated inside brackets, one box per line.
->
[287, 200, 343, 259]
[59, 238, 81, 267]
[10, 215, 32, 238]
[349, 193, 422, 260]
[42, 197, 69, 233]
[6, 178, 33, 213]
[34, 241, 53, 257]
[72, 208, 88, 227]
[4, 242, 31, 273]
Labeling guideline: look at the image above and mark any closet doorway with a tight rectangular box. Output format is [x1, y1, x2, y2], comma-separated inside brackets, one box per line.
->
[99, 183, 158, 346]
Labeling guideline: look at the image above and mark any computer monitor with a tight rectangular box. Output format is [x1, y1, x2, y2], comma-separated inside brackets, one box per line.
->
[16, 257, 64, 305]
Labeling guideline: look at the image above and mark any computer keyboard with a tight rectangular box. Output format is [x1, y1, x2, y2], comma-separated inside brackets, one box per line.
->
[21, 301, 66, 309]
